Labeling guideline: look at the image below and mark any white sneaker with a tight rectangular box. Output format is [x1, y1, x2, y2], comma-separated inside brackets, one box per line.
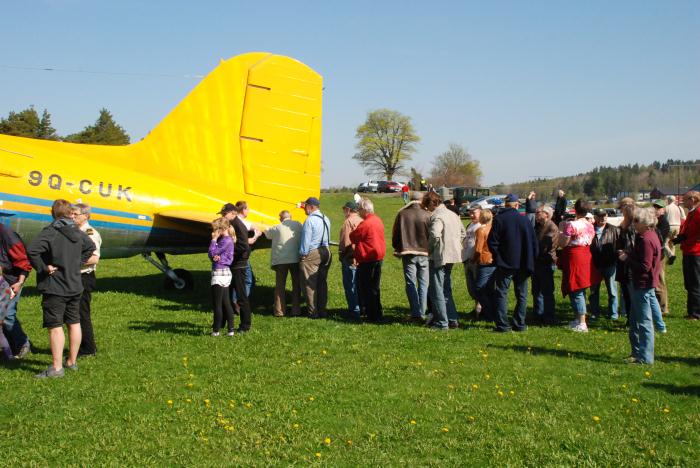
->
[226, 331, 235, 337]
[211, 332, 221, 337]
[572, 323, 588, 333]
[569, 320, 579, 329]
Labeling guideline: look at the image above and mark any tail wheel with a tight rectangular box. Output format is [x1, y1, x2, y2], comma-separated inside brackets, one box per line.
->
[164, 268, 194, 290]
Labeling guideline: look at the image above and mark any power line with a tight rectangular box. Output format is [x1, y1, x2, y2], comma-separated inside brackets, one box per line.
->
[0, 64, 204, 79]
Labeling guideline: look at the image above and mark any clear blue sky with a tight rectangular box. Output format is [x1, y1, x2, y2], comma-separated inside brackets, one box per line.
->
[1, 0, 698, 187]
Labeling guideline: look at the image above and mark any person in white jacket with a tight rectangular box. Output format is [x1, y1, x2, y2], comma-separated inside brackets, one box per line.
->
[422, 191, 466, 329]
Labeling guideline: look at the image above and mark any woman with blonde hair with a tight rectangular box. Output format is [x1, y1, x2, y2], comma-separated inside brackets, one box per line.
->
[208, 217, 236, 336]
[472, 209, 496, 322]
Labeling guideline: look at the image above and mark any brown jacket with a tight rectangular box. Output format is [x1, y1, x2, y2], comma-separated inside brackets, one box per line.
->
[338, 212, 362, 264]
[535, 219, 559, 266]
[391, 201, 430, 256]
[474, 224, 493, 265]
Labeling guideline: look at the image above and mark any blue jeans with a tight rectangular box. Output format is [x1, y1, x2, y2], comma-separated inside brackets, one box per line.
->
[589, 265, 618, 319]
[231, 263, 255, 302]
[341, 260, 360, 317]
[493, 268, 529, 331]
[402, 255, 429, 318]
[1, 286, 29, 353]
[532, 263, 555, 323]
[429, 263, 458, 328]
[650, 292, 666, 332]
[629, 286, 655, 364]
[569, 288, 587, 315]
[475, 264, 496, 321]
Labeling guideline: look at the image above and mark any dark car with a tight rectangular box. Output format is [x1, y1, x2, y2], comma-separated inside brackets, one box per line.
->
[377, 181, 403, 193]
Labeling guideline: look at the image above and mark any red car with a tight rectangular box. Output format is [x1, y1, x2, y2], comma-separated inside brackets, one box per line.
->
[377, 181, 403, 193]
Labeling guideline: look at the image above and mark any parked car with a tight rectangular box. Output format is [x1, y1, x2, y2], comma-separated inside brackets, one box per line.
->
[468, 194, 507, 211]
[357, 181, 378, 193]
[377, 181, 403, 193]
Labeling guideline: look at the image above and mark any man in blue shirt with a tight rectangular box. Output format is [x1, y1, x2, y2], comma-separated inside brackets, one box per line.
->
[299, 197, 331, 318]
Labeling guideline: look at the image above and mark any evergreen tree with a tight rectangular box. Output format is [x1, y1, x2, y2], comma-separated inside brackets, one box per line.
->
[64, 108, 130, 145]
[36, 109, 59, 140]
[0, 106, 41, 138]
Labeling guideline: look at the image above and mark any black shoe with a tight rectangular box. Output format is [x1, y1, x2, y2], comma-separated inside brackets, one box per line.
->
[308, 313, 327, 320]
[235, 328, 250, 334]
[667, 255, 676, 266]
[492, 327, 511, 333]
[448, 320, 460, 329]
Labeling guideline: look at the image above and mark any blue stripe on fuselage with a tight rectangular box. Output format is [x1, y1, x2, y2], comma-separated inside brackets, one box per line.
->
[7, 210, 153, 232]
[0, 192, 152, 221]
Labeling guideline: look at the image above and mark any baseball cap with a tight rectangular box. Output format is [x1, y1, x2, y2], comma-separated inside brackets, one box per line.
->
[585, 212, 594, 220]
[652, 199, 666, 208]
[505, 193, 518, 203]
[303, 197, 320, 207]
[592, 208, 607, 217]
[343, 201, 358, 210]
[218, 202, 236, 214]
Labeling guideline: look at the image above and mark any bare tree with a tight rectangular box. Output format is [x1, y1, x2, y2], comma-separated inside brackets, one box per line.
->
[430, 143, 482, 187]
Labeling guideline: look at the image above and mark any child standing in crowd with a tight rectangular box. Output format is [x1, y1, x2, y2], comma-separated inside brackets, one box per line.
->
[0, 267, 15, 361]
[209, 218, 236, 337]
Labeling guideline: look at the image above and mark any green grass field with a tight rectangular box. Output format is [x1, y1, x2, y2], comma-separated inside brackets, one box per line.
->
[2, 193, 699, 466]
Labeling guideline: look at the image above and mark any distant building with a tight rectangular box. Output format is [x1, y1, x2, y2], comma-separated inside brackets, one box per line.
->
[615, 189, 652, 201]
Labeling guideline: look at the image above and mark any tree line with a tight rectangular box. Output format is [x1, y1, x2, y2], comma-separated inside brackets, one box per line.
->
[0, 106, 130, 145]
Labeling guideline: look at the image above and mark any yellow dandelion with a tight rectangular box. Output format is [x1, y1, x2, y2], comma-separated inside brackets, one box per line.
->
[293, 423, 300, 429]
[556, 343, 561, 348]
[592, 416, 601, 423]
[186, 383, 193, 389]
[229, 403, 235, 408]
[167, 400, 173, 406]
[324, 437, 331, 445]
[621, 384, 628, 389]
[644, 371, 652, 378]
[321, 350, 327, 355]
[245, 402, 252, 408]
[308, 396, 315, 401]
[485, 374, 491, 380]
[441, 427, 449, 433]
[315, 453, 321, 458]
[472, 384, 479, 390]
[346, 440, 353, 445]
[662, 408, 670, 414]
[447, 384, 455, 389]
[204, 399, 211, 406]
[468, 416, 475, 422]
[185, 398, 192, 403]
[631, 398, 639, 404]
[509, 390, 515, 396]
[497, 391, 504, 397]
[296, 359, 302, 364]
[410, 419, 417, 425]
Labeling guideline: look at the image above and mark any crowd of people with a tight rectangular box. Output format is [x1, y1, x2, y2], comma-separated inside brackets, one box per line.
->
[210, 190, 699, 367]
[1, 189, 698, 377]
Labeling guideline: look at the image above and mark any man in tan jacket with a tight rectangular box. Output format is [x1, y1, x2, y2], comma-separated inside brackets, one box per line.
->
[338, 201, 362, 318]
[265, 210, 303, 316]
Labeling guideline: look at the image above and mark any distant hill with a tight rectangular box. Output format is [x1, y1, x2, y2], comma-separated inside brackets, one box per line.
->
[490, 159, 699, 201]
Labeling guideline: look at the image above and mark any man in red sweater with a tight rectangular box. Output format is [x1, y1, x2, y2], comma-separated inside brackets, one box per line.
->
[350, 198, 386, 322]
[676, 191, 700, 320]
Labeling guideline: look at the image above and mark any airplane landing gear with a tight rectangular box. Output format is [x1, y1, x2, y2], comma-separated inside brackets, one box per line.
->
[142, 252, 194, 290]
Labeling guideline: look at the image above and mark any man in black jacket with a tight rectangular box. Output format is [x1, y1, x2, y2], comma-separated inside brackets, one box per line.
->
[27, 199, 95, 378]
[653, 200, 671, 315]
[589, 208, 620, 320]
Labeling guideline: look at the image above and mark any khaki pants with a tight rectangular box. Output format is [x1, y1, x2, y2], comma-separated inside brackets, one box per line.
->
[655, 259, 669, 315]
[273, 263, 301, 316]
[300, 247, 331, 316]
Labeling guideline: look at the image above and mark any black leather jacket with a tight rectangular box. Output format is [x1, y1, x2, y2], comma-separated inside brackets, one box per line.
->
[590, 223, 620, 270]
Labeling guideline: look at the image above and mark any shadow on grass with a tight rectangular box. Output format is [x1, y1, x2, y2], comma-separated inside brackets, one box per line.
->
[642, 382, 700, 397]
[656, 355, 700, 366]
[490, 344, 614, 363]
[128, 320, 205, 336]
[2, 356, 50, 373]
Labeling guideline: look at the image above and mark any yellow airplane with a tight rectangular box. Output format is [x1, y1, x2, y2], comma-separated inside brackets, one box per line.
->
[0, 52, 322, 289]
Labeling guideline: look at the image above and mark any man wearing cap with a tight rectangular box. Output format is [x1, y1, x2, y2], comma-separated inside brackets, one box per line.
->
[264, 210, 303, 317]
[338, 201, 362, 319]
[665, 195, 685, 264]
[487, 193, 538, 332]
[392, 192, 431, 323]
[299, 197, 331, 319]
[219, 202, 254, 332]
[589, 208, 620, 320]
[675, 191, 700, 320]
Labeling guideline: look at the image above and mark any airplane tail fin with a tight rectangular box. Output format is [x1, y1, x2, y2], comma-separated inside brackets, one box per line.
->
[133, 52, 323, 208]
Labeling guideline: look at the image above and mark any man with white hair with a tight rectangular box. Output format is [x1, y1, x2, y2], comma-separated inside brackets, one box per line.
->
[350, 198, 386, 322]
[532, 205, 558, 325]
[264, 210, 302, 317]
[71, 203, 102, 356]
[665, 195, 686, 264]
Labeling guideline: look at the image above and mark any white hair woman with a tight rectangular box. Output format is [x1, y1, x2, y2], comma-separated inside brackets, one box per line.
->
[619, 207, 662, 364]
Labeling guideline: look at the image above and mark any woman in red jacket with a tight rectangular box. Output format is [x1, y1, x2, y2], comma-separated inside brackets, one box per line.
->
[350, 198, 386, 322]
